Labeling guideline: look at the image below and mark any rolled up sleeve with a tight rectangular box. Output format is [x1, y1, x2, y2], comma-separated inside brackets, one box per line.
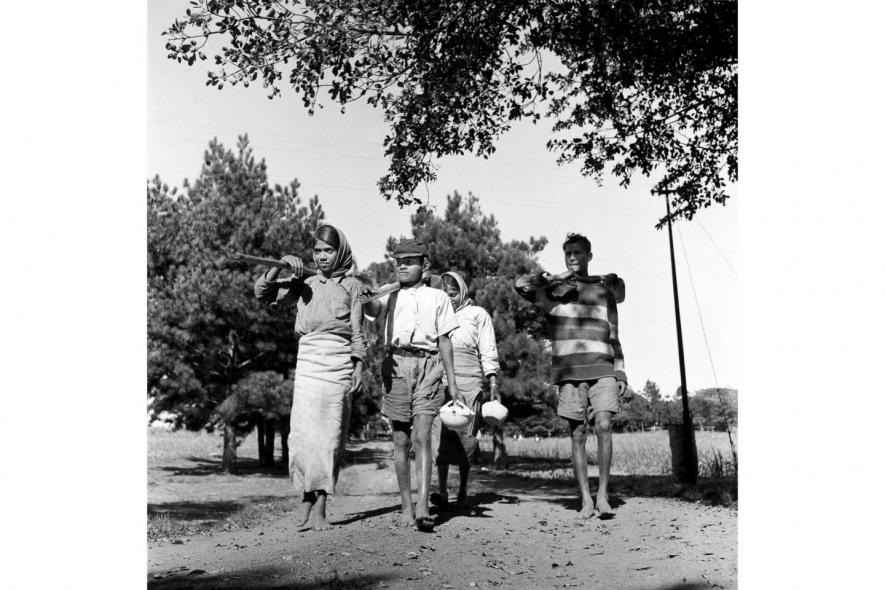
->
[347, 280, 366, 361]
[435, 294, 460, 338]
[476, 309, 500, 377]
[254, 271, 300, 307]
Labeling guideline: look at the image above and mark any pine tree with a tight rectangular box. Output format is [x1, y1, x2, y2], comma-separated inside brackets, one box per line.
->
[148, 135, 324, 471]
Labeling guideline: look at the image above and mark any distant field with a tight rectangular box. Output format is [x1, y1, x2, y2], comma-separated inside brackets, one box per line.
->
[148, 428, 264, 466]
[478, 430, 737, 478]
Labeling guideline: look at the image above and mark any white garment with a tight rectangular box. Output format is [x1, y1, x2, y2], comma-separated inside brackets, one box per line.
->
[442, 304, 500, 391]
[365, 283, 459, 351]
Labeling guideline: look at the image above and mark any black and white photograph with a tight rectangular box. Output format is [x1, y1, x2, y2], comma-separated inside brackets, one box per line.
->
[12, 1, 885, 588]
[145, 1, 738, 588]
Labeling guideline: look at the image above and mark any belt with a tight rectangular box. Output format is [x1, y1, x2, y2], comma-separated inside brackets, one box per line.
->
[387, 346, 438, 358]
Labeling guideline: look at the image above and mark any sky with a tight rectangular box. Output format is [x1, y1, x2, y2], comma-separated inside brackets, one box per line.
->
[147, 0, 738, 396]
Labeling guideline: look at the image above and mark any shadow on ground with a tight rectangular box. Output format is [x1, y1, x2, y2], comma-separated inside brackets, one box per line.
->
[493, 455, 573, 473]
[155, 456, 290, 478]
[330, 502, 401, 526]
[430, 491, 522, 527]
[341, 445, 393, 468]
[471, 468, 737, 511]
[149, 496, 290, 522]
[155, 444, 391, 479]
[149, 565, 392, 590]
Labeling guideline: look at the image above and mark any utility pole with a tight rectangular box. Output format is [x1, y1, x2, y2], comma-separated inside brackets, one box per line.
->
[661, 189, 698, 485]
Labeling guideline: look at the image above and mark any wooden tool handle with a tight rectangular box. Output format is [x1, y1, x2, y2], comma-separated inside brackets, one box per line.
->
[357, 272, 444, 304]
[358, 282, 401, 303]
[228, 252, 317, 276]
[545, 270, 604, 284]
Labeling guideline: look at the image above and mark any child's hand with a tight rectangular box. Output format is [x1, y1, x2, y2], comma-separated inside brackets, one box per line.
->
[449, 385, 466, 406]
[350, 368, 364, 393]
[357, 285, 378, 304]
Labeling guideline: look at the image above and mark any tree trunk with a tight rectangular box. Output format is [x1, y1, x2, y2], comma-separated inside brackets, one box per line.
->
[222, 422, 238, 474]
[280, 416, 290, 467]
[257, 420, 267, 464]
[263, 419, 276, 467]
[492, 426, 507, 468]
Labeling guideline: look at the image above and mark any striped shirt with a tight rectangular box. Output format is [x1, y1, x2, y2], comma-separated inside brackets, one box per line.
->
[515, 272, 626, 385]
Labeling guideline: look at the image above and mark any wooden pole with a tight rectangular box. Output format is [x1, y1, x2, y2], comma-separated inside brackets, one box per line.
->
[663, 191, 698, 485]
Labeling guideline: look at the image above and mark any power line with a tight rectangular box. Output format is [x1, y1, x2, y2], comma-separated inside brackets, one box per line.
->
[696, 218, 737, 277]
[676, 223, 737, 467]
[676, 224, 719, 387]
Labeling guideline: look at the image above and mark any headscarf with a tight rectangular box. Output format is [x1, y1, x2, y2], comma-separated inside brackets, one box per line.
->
[441, 271, 473, 312]
[314, 225, 353, 278]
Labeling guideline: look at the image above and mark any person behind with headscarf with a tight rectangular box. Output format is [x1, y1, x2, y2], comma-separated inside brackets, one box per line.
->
[432, 271, 500, 509]
[253, 224, 365, 531]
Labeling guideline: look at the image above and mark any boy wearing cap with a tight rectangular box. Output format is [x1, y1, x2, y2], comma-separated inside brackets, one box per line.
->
[515, 233, 627, 519]
[363, 238, 464, 531]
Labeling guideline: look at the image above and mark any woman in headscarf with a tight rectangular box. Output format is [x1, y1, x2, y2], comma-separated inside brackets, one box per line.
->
[432, 271, 500, 509]
[254, 224, 365, 531]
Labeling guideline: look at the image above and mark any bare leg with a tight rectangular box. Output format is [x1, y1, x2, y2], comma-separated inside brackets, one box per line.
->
[412, 414, 435, 527]
[309, 491, 331, 530]
[456, 463, 470, 507]
[391, 423, 416, 527]
[568, 418, 594, 519]
[436, 463, 451, 508]
[593, 411, 615, 517]
[295, 491, 316, 528]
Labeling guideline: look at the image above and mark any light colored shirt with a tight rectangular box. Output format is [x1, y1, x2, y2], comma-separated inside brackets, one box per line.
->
[442, 304, 500, 392]
[365, 284, 459, 351]
[254, 271, 366, 361]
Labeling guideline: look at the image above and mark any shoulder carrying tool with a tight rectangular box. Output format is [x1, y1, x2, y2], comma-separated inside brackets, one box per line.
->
[228, 252, 318, 276]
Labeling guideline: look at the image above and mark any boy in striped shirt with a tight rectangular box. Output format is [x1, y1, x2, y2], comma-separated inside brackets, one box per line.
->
[515, 233, 627, 519]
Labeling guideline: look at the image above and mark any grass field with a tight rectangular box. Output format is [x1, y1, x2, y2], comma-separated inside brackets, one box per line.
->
[479, 430, 737, 478]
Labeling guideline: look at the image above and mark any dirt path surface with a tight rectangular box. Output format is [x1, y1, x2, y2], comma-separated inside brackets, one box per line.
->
[149, 443, 736, 590]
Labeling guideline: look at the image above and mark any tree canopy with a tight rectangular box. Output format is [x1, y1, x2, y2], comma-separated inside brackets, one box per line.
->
[148, 135, 323, 430]
[164, 0, 736, 226]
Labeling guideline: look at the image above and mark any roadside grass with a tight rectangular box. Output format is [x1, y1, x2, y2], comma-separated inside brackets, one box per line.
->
[480, 430, 736, 476]
[148, 428, 737, 540]
[478, 430, 737, 508]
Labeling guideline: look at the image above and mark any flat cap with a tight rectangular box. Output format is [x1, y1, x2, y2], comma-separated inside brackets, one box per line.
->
[392, 238, 428, 258]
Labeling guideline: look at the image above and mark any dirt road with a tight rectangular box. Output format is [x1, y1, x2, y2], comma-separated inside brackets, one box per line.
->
[148, 441, 736, 589]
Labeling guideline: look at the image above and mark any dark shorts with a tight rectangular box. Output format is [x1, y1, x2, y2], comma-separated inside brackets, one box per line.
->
[556, 377, 620, 422]
[381, 353, 445, 423]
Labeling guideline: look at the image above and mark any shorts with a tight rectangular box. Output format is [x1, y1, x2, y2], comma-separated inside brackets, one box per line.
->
[381, 352, 445, 423]
[556, 377, 620, 423]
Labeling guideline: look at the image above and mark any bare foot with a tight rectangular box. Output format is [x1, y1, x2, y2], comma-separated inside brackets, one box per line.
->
[595, 494, 615, 519]
[309, 511, 331, 531]
[578, 499, 595, 519]
[399, 504, 416, 528]
[295, 494, 315, 528]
